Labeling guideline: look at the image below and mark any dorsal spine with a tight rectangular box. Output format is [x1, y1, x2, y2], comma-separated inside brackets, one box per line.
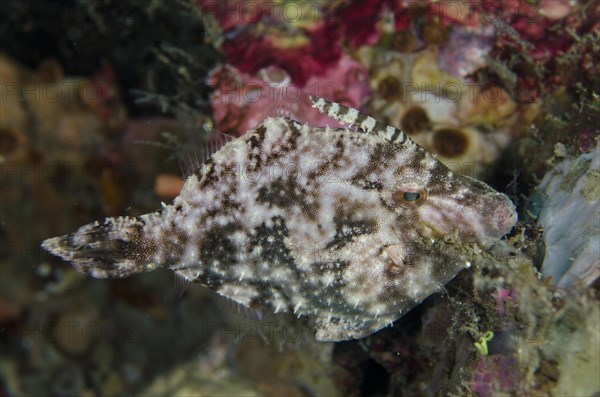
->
[309, 96, 411, 145]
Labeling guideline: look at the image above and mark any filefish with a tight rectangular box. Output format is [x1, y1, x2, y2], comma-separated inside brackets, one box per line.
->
[42, 96, 517, 341]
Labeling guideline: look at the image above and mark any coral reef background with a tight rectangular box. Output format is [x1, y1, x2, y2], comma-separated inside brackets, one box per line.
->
[1, 0, 598, 396]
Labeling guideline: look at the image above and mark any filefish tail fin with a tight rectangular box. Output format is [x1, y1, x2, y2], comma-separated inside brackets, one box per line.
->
[41, 216, 160, 278]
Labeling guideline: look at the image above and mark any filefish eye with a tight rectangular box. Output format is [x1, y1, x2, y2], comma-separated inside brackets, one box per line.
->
[403, 192, 421, 201]
[392, 180, 428, 208]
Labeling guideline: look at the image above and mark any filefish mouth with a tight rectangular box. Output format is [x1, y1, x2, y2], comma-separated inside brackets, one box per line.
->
[492, 200, 518, 238]
[456, 175, 518, 239]
[467, 199, 518, 249]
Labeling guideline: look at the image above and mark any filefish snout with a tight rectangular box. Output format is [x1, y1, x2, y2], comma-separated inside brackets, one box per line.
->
[492, 198, 518, 238]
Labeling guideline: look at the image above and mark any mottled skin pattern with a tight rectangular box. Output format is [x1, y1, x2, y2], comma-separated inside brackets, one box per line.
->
[43, 97, 517, 341]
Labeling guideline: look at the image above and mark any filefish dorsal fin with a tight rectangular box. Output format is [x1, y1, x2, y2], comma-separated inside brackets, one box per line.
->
[309, 96, 411, 145]
[178, 129, 234, 177]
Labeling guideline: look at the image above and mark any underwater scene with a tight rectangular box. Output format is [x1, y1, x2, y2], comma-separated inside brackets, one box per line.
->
[0, 1, 599, 396]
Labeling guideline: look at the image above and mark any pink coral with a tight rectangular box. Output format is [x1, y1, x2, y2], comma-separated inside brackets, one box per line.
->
[481, 0, 577, 57]
[495, 287, 514, 316]
[470, 355, 519, 397]
[439, 25, 494, 78]
[334, 0, 388, 47]
[202, 1, 382, 136]
[222, 23, 342, 87]
[209, 55, 371, 135]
